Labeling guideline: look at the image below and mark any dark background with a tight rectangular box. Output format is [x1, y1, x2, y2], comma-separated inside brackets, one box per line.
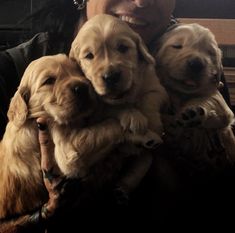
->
[174, 0, 235, 19]
[0, 0, 234, 50]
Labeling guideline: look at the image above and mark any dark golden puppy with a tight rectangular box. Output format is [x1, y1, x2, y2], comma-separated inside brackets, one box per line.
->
[0, 54, 126, 218]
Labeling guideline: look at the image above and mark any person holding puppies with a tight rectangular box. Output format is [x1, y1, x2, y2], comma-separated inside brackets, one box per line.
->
[0, 0, 233, 232]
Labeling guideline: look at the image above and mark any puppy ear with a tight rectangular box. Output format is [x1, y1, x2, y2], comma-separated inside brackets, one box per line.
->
[7, 86, 30, 127]
[136, 35, 155, 65]
[215, 49, 224, 86]
[69, 48, 75, 60]
[69, 42, 80, 62]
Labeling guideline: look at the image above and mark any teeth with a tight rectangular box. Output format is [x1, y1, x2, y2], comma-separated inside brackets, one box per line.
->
[119, 15, 147, 26]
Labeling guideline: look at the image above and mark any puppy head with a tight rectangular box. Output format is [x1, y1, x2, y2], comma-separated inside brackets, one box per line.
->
[8, 54, 97, 127]
[155, 23, 223, 96]
[70, 14, 155, 104]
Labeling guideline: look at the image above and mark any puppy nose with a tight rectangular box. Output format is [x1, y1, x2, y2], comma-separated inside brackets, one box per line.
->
[72, 83, 89, 99]
[187, 58, 205, 73]
[102, 71, 121, 88]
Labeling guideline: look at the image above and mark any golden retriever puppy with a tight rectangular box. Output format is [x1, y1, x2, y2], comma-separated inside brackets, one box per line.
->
[69, 14, 169, 198]
[155, 23, 235, 172]
[0, 54, 134, 218]
[70, 14, 167, 135]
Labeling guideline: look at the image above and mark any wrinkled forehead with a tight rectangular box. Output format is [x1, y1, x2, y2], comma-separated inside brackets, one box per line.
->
[77, 15, 135, 42]
[24, 58, 63, 86]
[167, 24, 217, 47]
[20, 56, 84, 90]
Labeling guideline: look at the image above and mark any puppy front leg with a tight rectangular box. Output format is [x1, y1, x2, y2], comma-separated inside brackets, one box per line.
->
[55, 119, 124, 178]
[125, 129, 163, 150]
[202, 91, 234, 128]
[136, 91, 166, 135]
[117, 108, 148, 134]
[114, 152, 153, 205]
[176, 92, 234, 129]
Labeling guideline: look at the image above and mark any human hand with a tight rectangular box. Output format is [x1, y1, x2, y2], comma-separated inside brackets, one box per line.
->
[37, 118, 82, 220]
[37, 117, 64, 219]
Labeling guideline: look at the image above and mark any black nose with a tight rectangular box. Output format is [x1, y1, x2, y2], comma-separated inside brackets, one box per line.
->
[72, 83, 89, 99]
[102, 71, 121, 88]
[187, 58, 205, 73]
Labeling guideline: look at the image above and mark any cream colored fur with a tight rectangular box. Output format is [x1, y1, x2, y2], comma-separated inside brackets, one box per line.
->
[155, 23, 235, 166]
[70, 14, 169, 195]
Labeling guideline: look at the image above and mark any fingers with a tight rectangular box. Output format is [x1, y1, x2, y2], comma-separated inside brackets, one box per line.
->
[37, 118, 54, 172]
[37, 118, 62, 185]
[37, 118, 68, 220]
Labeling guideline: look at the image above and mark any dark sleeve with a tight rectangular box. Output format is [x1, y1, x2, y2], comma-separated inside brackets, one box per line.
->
[0, 51, 19, 139]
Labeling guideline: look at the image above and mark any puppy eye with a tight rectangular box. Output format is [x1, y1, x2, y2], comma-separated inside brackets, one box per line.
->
[117, 44, 129, 53]
[84, 52, 94, 60]
[43, 76, 56, 86]
[172, 44, 183, 49]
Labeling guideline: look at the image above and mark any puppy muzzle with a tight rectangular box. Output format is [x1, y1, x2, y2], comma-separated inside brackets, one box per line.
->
[72, 83, 89, 100]
[187, 57, 205, 74]
[102, 70, 122, 89]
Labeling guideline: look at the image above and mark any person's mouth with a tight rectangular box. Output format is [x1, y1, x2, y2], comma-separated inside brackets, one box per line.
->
[118, 15, 148, 27]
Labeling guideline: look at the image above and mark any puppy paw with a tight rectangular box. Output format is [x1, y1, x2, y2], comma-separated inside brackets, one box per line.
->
[176, 106, 207, 128]
[126, 130, 162, 149]
[119, 109, 148, 134]
[142, 130, 163, 149]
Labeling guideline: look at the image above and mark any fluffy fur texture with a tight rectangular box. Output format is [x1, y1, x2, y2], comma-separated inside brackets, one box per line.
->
[0, 54, 129, 218]
[155, 23, 235, 172]
[0, 53, 162, 218]
[70, 14, 169, 195]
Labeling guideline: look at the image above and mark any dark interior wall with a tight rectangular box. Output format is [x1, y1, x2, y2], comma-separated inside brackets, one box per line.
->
[0, 0, 30, 27]
[174, 0, 235, 19]
[0, 0, 44, 27]
[0, 0, 44, 50]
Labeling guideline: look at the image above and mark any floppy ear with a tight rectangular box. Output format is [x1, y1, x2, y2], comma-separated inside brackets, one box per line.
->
[215, 48, 224, 86]
[69, 47, 76, 60]
[7, 86, 30, 127]
[135, 35, 155, 65]
[69, 41, 80, 62]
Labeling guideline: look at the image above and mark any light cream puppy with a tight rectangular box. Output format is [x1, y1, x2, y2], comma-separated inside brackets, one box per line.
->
[70, 14, 168, 139]
[70, 14, 169, 197]
[155, 23, 235, 169]
[0, 54, 131, 218]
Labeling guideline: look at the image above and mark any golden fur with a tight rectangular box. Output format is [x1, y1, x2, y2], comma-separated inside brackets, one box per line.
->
[70, 14, 169, 195]
[155, 23, 235, 169]
[70, 14, 168, 136]
[0, 54, 128, 218]
[0, 53, 162, 218]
